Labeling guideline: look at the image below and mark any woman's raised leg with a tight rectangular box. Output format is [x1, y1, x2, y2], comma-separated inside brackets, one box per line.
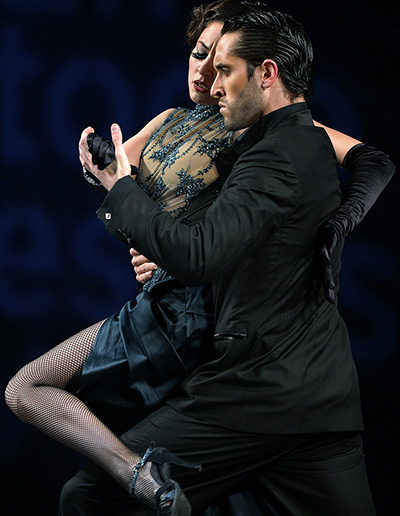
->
[5, 321, 140, 492]
[5, 322, 192, 513]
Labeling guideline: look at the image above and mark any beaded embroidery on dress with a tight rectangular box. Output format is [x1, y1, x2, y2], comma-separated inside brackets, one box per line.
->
[137, 104, 231, 219]
[138, 104, 232, 291]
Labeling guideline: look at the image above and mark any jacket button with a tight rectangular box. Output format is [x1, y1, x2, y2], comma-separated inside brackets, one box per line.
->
[105, 212, 112, 220]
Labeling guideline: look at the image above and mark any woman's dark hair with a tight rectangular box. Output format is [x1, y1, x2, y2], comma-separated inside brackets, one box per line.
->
[222, 9, 314, 101]
[186, 1, 270, 48]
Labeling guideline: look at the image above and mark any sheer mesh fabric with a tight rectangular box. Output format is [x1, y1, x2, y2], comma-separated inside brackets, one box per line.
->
[133, 461, 167, 510]
[5, 321, 143, 494]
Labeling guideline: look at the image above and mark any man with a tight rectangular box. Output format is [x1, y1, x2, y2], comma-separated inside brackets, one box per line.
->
[61, 9, 376, 515]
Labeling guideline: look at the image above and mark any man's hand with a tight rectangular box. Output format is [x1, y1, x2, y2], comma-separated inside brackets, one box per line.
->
[79, 126, 117, 188]
[108, 123, 133, 189]
[130, 248, 158, 283]
[79, 123, 133, 191]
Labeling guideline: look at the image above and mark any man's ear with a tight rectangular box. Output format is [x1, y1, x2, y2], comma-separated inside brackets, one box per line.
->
[260, 59, 279, 89]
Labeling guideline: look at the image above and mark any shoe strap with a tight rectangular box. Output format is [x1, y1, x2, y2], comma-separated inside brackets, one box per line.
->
[130, 441, 155, 498]
[155, 478, 175, 504]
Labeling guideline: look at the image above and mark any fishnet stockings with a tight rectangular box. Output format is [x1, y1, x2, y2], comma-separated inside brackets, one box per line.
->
[5, 321, 143, 494]
[134, 460, 166, 510]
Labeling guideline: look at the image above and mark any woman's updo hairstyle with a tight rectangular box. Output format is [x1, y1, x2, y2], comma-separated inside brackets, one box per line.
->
[186, 0, 270, 48]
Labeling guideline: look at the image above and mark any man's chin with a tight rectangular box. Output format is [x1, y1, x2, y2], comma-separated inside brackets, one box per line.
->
[223, 118, 242, 132]
[221, 115, 235, 131]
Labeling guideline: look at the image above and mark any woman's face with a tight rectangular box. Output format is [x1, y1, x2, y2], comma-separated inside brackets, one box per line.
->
[188, 21, 223, 105]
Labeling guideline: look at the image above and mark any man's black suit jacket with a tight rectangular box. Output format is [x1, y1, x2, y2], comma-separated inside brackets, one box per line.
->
[97, 102, 363, 435]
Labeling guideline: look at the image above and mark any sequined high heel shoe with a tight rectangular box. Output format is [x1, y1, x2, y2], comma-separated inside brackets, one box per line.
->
[131, 441, 201, 515]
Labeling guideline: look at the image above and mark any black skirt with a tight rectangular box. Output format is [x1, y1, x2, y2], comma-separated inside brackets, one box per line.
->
[77, 278, 214, 434]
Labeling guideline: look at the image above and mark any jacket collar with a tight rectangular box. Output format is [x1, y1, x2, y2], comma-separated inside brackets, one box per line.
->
[233, 102, 309, 155]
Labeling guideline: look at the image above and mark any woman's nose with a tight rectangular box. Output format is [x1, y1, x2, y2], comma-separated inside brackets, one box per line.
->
[198, 55, 215, 79]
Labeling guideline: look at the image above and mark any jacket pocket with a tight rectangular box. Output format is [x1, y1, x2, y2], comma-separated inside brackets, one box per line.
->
[213, 332, 247, 341]
[212, 333, 250, 368]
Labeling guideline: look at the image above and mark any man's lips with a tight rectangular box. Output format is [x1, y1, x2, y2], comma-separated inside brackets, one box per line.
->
[193, 80, 210, 93]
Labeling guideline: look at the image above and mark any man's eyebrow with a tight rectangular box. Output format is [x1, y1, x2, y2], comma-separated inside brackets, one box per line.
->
[215, 62, 229, 70]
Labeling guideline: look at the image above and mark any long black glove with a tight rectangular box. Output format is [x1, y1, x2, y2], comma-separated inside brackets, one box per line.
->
[82, 132, 138, 192]
[318, 143, 396, 303]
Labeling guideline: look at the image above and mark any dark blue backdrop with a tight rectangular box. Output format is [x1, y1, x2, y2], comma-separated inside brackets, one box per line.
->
[1, 1, 398, 514]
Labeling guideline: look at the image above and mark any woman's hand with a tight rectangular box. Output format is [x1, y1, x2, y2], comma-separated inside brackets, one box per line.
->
[130, 248, 158, 283]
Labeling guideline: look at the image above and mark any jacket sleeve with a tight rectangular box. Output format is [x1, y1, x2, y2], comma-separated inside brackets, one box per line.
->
[97, 146, 299, 286]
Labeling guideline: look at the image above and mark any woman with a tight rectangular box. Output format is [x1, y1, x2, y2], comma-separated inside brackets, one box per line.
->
[5, 1, 394, 515]
[5, 4, 265, 515]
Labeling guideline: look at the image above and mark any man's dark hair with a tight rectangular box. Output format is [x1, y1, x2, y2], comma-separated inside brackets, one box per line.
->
[222, 9, 314, 101]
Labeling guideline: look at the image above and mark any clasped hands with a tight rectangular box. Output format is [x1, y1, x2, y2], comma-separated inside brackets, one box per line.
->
[79, 123, 156, 282]
[79, 124, 133, 191]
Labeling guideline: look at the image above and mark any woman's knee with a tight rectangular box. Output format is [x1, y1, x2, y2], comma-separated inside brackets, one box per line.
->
[4, 366, 41, 423]
[4, 372, 24, 416]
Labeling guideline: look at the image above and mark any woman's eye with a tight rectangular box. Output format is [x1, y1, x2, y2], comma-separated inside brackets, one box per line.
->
[191, 51, 208, 60]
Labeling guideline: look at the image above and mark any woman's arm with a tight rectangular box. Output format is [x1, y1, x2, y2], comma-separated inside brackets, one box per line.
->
[123, 108, 175, 166]
[313, 121, 361, 165]
[313, 122, 396, 302]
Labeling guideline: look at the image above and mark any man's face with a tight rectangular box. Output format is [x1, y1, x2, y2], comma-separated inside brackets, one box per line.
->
[211, 32, 264, 131]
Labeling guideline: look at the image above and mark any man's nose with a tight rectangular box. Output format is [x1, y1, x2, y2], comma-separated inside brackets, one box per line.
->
[210, 78, 222, 99]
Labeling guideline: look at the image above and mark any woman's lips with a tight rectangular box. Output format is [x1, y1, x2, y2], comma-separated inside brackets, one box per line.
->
[193, 81, 210, 93]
